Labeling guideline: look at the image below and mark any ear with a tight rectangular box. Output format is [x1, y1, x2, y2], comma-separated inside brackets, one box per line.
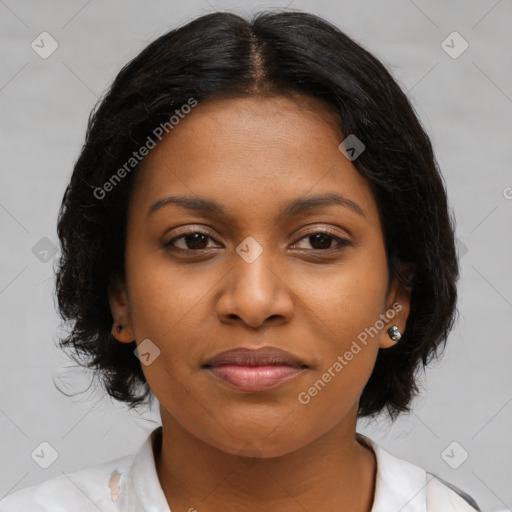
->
[379, 262, 414, 349]
[108, 276, 135, 344]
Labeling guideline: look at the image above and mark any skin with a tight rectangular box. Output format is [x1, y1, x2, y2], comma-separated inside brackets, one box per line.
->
[109, 93, 413, 512]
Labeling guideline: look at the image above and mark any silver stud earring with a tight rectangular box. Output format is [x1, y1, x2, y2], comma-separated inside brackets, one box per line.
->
[116, 325, 123, 333]
[387, 325, 401, 342]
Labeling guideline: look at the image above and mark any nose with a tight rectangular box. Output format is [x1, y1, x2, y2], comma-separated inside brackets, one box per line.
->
[215, 246, 295, 329]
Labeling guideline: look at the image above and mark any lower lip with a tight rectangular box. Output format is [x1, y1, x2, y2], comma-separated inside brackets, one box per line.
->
[206, 364, 306, 392]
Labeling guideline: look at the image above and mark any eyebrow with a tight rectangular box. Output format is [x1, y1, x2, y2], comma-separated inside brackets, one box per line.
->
[147, 192, 367, 220]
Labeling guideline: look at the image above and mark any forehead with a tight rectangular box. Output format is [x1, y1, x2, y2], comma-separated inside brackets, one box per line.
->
[129, 94, 380, 227]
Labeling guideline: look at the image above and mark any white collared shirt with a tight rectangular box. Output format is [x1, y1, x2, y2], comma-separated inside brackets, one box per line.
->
[0, 427, 481, 511]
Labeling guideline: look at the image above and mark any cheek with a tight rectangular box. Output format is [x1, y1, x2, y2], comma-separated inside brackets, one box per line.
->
[297, 246, 388, 345]
[295, 273, 384, 427]
[123, 245, 208, 389]
[126, 241, 206, 336]
[291, 244, 387, 404]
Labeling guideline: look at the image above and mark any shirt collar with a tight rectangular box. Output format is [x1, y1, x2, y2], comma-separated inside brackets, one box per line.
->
[356, 432, 428, 512]
[131, 427, 428, 512]
[131, 426, 171, 512]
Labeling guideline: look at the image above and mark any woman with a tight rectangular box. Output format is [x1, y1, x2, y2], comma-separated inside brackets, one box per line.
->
[0, 10, 481, 511]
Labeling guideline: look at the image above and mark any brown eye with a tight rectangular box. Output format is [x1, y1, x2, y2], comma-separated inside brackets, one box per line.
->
[164, 228, 350, 253]
[165, 231, 217, 251]
[292, 231, 350, 251]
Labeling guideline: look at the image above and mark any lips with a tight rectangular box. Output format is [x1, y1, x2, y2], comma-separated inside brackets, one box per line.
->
[202, 346, 308, 369]
[202, 346, 309, 392]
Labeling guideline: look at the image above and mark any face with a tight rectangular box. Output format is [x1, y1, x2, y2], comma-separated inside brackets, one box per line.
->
[109, 93, 411, 458]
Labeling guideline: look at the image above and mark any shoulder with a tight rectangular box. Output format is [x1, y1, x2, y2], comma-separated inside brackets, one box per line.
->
[0, 453, 136, 512]
[356, 433, 481, 512]
[426, 473, 481, 512]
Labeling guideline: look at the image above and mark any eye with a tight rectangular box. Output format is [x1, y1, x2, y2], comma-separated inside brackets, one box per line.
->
[164, 230, 219, 251]
[165, 231, 219, 251]
[291, 230, 350, 251]
[164, 228, 350, 252]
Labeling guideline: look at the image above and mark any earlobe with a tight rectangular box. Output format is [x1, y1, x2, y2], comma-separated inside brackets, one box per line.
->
[108, 277, 135, 344]
[379, 264, 414, 349]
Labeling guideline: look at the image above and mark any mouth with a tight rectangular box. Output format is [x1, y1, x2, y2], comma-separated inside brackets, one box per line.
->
[202, 346, 309, 392]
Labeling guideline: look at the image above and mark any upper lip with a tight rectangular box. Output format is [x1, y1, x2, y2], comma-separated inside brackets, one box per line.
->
[203, 346, 308, 368]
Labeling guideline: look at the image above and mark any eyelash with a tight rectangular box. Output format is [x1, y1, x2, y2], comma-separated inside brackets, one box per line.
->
[164, 228, 350, 253]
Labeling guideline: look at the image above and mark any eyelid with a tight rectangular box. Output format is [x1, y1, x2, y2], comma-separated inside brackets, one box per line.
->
[297, 226, 350, 241]
[167, 224, 218, 239]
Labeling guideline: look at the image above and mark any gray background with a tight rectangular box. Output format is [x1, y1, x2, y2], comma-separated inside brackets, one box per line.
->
[1, 1, 511, 511]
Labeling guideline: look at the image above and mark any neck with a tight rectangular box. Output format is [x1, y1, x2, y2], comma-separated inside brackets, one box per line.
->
[154, 406, 376, 512]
